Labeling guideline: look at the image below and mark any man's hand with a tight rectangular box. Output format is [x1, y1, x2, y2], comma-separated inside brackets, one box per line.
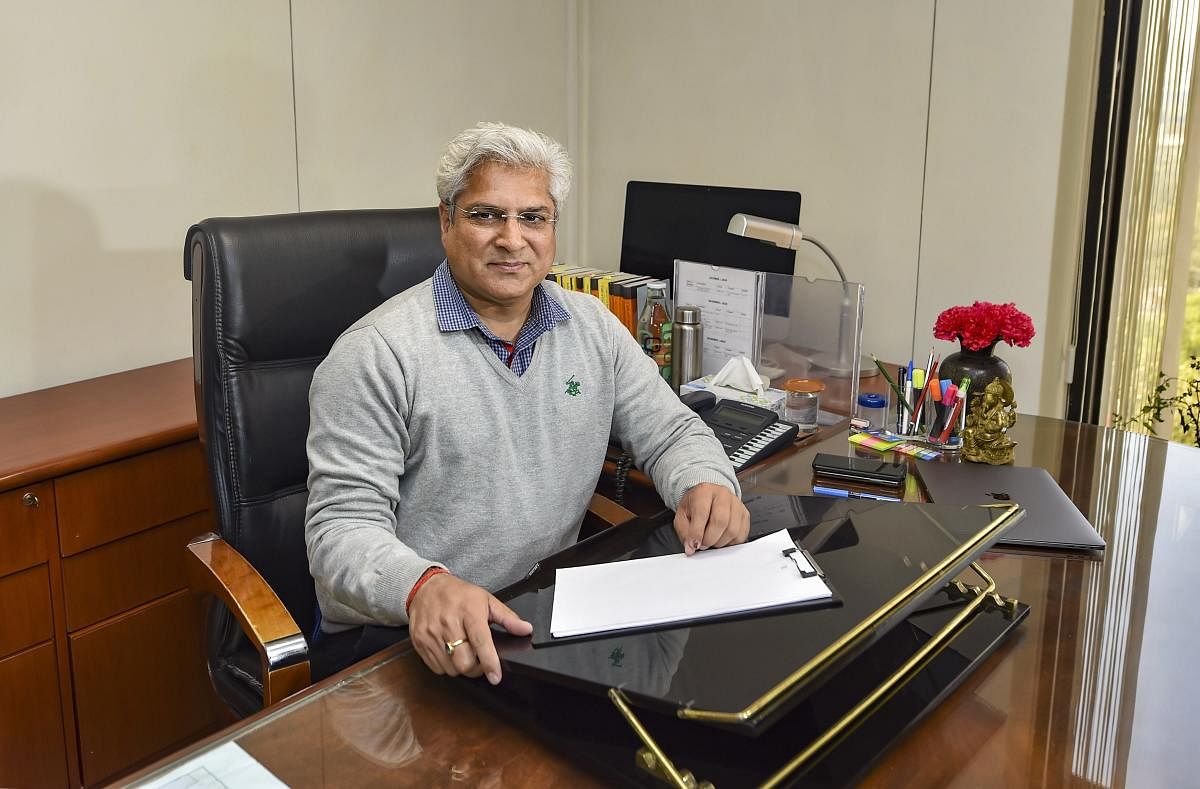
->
[407, 573, 532, 685]
[674, 483, 750, 556]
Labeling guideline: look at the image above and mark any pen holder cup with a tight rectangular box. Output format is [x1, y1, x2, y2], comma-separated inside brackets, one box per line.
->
[923, 400, 963, 450]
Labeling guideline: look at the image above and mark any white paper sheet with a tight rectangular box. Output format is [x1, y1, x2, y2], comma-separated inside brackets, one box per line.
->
[550, 529, 831, 638]
[133, 742, 286, 788]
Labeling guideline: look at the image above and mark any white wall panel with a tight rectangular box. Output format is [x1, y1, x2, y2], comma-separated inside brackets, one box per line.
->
[290, 2, 572, 232]
[917, 1, 1075, 415]
[0, 1, 297, 398]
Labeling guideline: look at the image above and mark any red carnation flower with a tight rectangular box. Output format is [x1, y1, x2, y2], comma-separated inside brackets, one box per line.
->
[933, 301, 1035, 351]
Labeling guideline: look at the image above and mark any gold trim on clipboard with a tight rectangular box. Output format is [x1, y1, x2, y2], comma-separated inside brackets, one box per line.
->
[607, 560, 1018, 789]
[677, 502, 1022, 725]
[610, 688, 712, 789]
[761, 560, 1003, 788]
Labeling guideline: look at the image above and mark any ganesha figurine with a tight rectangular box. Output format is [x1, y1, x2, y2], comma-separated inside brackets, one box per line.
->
[960, 378, 1017, 465]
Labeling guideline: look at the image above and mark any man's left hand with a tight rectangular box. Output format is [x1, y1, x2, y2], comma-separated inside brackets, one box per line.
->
[674, 483, 750, 556]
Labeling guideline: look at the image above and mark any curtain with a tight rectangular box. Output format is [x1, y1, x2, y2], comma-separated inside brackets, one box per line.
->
[1106, 0, 1200, 436]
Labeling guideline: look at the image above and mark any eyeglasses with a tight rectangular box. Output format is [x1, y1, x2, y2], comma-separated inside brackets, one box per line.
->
[448, 204, 558, 234]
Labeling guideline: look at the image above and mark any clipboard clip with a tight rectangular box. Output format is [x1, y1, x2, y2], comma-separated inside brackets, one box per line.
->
[782, 545, 825, 579]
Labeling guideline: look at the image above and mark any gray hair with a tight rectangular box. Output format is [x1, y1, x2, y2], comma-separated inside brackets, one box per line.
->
[436, 122, 572, 212]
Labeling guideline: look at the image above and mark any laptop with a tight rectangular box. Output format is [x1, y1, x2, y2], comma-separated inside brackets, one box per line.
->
[916, 463, 1106, 551]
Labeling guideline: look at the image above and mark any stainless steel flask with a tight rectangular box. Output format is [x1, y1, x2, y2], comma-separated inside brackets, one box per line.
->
[671, 305, 703, 393]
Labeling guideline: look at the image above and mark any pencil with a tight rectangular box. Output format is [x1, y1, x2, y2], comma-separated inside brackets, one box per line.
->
[871, 354, 913, 415]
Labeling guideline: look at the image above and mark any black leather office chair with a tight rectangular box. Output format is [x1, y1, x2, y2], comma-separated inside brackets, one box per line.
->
[183, 209, 446, 717]
[183, 208, 638, 718]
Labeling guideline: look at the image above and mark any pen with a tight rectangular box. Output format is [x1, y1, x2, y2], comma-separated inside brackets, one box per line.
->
[902, 375, 913, 435]
[871, 355, 912, 416]
[895, 366, 907, 433]
[812, 485, 903, 502]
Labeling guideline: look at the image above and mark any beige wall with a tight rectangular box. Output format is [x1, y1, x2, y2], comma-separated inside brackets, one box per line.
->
[0, 1, 572, 399]
[916, 1, 1081, 418]
[0, 1, 297, 398]
[2, 1, 1091, 417]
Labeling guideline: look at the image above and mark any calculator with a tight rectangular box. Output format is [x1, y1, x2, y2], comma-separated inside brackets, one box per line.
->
[700, 400, 800, 472]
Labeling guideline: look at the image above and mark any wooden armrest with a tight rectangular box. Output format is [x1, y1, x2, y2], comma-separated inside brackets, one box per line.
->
[185, 533, 310, 707]
[586, 492, 637, 529]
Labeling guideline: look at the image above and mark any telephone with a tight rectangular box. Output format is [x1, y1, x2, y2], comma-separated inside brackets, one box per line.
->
[606, 396, 797, 505]
[694, 399, 799, 472]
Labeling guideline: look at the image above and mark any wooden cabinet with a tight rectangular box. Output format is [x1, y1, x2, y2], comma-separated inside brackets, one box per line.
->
[0, 360, 223, 787]
[0, 482, 67, 789]
[0, 643, 69, 789]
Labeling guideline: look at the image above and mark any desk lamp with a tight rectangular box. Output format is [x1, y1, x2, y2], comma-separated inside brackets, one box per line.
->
[727, 213, 875, 378]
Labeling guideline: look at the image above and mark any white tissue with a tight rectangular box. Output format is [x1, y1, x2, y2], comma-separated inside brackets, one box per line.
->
[710, 356, 767, 396]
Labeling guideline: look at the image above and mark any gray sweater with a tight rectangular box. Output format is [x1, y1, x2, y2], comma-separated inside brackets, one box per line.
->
[305, 277, 739, 630]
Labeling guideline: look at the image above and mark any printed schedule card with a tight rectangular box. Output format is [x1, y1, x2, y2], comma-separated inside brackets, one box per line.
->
[673, 260, 764, 377]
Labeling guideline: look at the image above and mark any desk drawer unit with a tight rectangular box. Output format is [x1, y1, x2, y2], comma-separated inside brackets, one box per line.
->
[62, 510, 215, 631]
[0, 482, 53, 576]
[0, 482, 68, 789]
[0, 643, 69, 789]
[53, 441, 219, 786]
[70, 590, 215, 786]
[0, 565, 54, 658]
[54, 440, 210, 556]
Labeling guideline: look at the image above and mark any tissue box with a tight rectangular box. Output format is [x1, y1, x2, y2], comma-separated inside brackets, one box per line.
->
[680, 376, 787, 417]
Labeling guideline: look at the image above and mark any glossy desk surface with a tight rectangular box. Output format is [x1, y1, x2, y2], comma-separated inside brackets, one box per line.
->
[130, 416, 1200, 788]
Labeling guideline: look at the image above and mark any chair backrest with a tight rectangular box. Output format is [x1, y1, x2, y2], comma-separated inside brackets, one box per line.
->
[184, 208, 444, 676]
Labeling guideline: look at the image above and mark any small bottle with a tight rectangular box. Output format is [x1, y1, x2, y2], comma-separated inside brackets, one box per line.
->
[671, 305, 703, 393]
[784, 378, 824, 430]
[857, 392, 888, 431]
[637, 281, 673, 383]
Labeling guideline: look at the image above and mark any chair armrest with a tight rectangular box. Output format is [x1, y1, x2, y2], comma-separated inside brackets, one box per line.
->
[186, 533, 311, 707]
[586, 492, 637, 529]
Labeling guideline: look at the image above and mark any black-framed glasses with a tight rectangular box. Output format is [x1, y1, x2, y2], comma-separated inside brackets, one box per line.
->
[448, 204, 558, 234]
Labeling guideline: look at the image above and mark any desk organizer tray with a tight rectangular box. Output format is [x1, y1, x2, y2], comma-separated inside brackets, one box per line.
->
[477, 495, 1027, 787]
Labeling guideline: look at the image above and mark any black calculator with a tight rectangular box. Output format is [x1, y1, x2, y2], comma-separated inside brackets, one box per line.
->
[700, 400, 799, 472]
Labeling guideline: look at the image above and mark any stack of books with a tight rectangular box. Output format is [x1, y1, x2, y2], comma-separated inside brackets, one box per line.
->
[547, 265, 669, 337]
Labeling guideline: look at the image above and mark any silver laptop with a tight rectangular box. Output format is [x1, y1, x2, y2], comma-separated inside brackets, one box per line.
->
[917, 463, 1106, 550]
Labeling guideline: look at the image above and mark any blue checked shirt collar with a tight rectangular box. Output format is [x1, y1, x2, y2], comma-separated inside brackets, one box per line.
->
[432, 261, 570, 374]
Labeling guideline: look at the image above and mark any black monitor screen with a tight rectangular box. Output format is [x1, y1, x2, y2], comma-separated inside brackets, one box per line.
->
[619, 181, 802, 283]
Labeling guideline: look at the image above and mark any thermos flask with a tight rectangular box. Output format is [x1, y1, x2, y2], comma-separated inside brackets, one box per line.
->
[671, 305, 703, 393]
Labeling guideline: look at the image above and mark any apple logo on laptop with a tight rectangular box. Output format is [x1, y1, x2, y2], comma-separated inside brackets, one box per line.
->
[986, 491, 1011, 501]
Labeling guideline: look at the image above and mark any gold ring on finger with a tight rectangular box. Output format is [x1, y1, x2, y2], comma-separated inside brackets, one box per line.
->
[444, 638, 466, 656]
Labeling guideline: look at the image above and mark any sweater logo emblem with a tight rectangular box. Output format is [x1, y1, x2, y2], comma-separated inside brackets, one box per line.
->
[565, 375, 581, 397]
[609, 646, 624, 667]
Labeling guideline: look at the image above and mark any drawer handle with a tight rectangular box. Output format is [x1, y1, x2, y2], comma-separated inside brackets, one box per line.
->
[22, 492, 39, 508]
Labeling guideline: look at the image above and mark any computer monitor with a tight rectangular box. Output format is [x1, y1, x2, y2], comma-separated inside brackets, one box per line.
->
[619, 181, 802, 283]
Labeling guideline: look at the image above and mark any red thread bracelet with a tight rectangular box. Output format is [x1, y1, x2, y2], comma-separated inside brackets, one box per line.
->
[406, 566, 449, 613]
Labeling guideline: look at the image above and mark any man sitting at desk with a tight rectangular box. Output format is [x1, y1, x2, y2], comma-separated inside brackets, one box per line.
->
[305, 121, 748, 685]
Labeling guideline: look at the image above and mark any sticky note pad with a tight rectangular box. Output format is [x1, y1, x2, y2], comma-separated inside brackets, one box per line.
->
[892, 443, 941, 461]
[849, 432, 905, 452]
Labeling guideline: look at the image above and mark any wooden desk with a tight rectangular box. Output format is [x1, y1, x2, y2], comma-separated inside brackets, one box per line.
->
[127, 416, 1200, 787]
